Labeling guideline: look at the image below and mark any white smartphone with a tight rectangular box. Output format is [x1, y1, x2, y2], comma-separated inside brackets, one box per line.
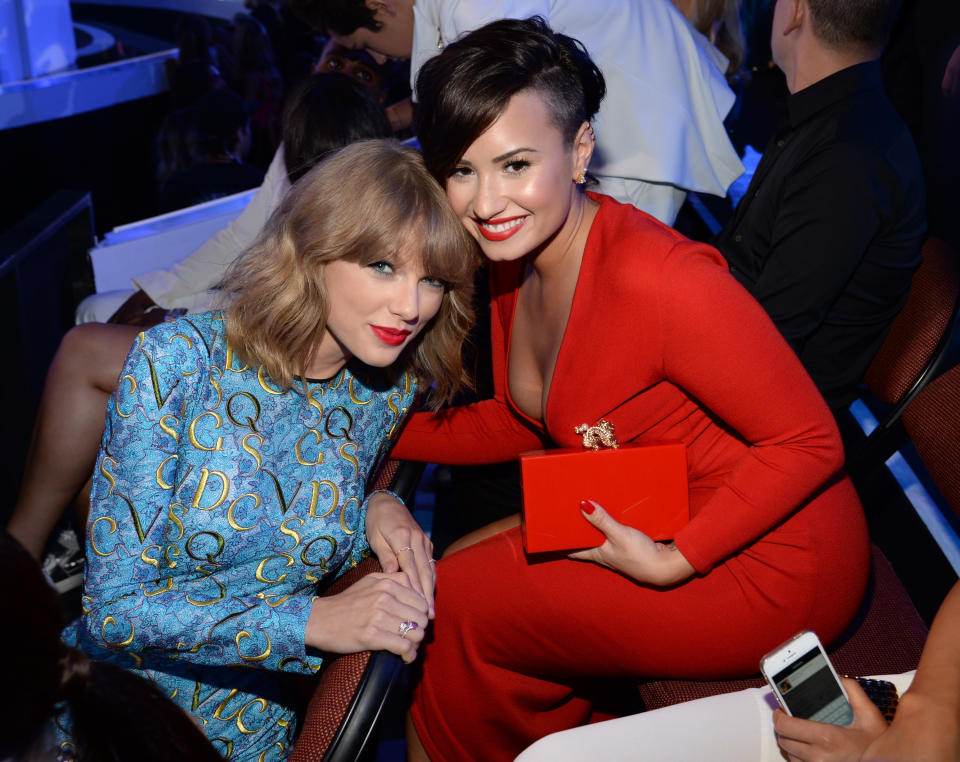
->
[759, 630, 854, 726]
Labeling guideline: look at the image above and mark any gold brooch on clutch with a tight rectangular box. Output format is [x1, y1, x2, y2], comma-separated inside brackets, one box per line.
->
[573, 419, 619, 450]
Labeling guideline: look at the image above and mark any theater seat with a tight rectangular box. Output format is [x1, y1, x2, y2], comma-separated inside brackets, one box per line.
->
[849, 237, 960, 479]
[901, 362, 960, 521]
[638, 544, 927, 711]
[288, 555, 405, 762]
[288, 459, 425, 762]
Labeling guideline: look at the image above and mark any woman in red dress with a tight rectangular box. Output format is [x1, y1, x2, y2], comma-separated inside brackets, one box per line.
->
[393, 17, 870, 761]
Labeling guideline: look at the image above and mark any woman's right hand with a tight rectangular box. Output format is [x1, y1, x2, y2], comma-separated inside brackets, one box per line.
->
[773, 679, 888, 762]
[568, 501, 695, 587]
[304, 571, 430, 663]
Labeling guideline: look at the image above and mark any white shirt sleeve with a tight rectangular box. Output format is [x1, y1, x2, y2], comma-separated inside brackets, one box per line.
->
[133, 145, 291, 310]
[411, 0, 552, 98]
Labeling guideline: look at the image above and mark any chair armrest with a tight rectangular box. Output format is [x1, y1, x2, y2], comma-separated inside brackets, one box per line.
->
[288, 459, 424, 761]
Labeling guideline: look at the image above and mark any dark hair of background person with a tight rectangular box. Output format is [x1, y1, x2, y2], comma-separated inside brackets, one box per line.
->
[288, 0, 378, 37]
[250, 0, 285, 55]
[175, 12, 214, 64]
[169, 58, 226, 109]
[414, 16, 606, 185]
[0, 531, 222, 762]
[156, 106, 198, 186]
[232, 12, 278, 77]
[806, 0, 903, 52]
[230, 11, 285, 167]
[282, 71, 393, 184]
[192, 87, 251, 159]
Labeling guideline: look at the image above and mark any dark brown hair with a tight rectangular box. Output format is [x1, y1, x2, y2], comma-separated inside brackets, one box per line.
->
[282, 72, 392, 184]
[415, 16, 606, 184]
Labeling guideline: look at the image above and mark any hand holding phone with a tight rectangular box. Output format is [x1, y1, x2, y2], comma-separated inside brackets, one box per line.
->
[761, 630, 854, 726]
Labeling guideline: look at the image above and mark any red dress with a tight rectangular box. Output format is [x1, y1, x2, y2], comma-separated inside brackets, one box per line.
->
[394, 195, 869, 761]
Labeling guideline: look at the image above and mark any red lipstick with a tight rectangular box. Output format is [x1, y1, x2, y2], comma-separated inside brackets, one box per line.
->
[371, 325, 411, 346]
[476, 215, 527, 242]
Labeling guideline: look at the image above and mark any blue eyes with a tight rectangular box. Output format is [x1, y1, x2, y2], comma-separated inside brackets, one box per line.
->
[368, 261, 446, 289]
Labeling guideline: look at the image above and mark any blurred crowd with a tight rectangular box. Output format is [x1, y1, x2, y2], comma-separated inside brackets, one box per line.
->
[153, 1, 411, 214]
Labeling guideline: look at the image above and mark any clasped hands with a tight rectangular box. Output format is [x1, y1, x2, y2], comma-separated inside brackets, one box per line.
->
[568, 500, 695, 587]
[305, 492, 435, 664]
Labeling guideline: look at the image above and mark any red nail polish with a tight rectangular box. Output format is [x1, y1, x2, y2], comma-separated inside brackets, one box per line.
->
[581, 500, 596, 514]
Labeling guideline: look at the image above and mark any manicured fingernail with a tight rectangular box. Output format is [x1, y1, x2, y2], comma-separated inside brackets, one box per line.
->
[581, 500, 596, 514]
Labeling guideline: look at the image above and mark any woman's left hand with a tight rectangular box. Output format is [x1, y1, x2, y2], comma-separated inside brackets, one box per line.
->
[568, 500, 695, 586]
[366, 492, 436, 617]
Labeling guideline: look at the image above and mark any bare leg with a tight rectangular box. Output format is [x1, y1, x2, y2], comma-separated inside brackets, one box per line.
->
[442, 514, 521, 558]
[7, 323, 141, 559]
[406, 711, 431, 762]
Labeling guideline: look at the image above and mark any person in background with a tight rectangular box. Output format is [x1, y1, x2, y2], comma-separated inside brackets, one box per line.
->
[157, 88, 266, 213]
[115, 68, 392, 323]
[315, 36, 388, 97]
[155, 106, 202, 190]
[0, 530, 222, 762]
[883, 0, 960, 253]
[774, 579, 960, 762]
[230, 12, 285, 166]
[290, 0, 745, 225]
[714, 0, 925, 415]
[517, 579, 960, 761]
[671, 0, 746, 83]
[47, 139, 478, 760]
[166, 13, 227, 109]
[7, 72, 393, 568]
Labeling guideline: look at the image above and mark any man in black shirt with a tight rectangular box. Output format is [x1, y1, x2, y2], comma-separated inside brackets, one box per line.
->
[715, 0, 925, 413]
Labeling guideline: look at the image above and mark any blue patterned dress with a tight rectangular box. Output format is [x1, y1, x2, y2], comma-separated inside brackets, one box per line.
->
[54, 312, 417, 760]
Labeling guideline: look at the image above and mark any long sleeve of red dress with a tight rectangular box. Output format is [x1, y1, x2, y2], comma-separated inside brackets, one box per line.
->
[395, 195, 855, 575]
[390, 258, 548, 464]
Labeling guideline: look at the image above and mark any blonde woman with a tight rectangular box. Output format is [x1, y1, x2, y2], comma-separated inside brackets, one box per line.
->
[50, 140, 478, 761]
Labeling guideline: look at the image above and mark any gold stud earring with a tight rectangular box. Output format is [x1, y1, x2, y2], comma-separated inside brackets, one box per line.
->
[574, 171, 586, 185]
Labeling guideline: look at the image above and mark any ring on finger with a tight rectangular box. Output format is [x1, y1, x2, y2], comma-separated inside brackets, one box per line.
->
[398, 621, 419, 639]
[428, 559, 437, 565]
[396, 546, 414, 555]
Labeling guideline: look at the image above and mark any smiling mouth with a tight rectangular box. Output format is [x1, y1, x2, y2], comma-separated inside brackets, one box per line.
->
[476, 215, 528, 242]
[371, 325, 412, 346]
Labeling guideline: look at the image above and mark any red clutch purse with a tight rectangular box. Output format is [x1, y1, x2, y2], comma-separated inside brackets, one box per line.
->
[519, 419, 690, 553]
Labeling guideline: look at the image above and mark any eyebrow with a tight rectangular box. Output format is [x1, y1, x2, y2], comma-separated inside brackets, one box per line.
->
[493, 147, 537, 163]
[458, 147, 538, 167]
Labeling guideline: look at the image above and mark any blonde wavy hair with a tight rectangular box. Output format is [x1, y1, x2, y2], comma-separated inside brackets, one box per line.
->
[674, 0, 744, 78]
[221, 139, 479, 408]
